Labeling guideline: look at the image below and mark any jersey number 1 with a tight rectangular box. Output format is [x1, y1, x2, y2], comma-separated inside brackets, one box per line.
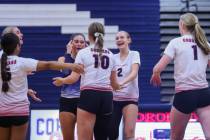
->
[93, 54, 109, 69]
[192, 45, 198, 60]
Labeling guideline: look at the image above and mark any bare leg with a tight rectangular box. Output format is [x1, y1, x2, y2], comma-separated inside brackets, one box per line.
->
[77, 108, 96, 140]
[10, 122, 28, 140]
[0, 127, 10, 140]
[59, 112, 76, 140]
[196, 105, 210, 140]
[170, 106, 191, 140]
[122, 104, 138, 140]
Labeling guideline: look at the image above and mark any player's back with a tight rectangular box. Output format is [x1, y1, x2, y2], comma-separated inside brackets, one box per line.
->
[164, 34, 210, 91]
[75, 45, 114, 91]
[0, 55, 38, 116]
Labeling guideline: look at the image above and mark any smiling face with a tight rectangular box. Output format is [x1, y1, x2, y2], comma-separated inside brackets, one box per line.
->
[12, 27, 23, 45]
[72, 35, 86, 51]
[115, 31, 131, 50]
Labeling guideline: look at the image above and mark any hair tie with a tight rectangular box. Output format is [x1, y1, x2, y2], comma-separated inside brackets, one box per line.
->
[94, 32, 104, 38]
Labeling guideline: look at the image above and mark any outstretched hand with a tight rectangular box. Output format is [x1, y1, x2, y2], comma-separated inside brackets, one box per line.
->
[52, 77, 64, 87]
[150, 73, 161, 87]
[28, 89, 42, 102]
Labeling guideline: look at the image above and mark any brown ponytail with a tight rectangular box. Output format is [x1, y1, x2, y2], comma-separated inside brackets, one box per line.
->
[95, 33, 104, 57]
[88, 22, 105, 58]
[1, 53, 11, 92]
[1, 33, 20, 92]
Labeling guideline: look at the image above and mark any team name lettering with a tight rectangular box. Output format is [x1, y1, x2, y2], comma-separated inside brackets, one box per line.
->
[7, 60, 16, 65]
[91, 48, 110, 54]
[183, 38, 195, 43]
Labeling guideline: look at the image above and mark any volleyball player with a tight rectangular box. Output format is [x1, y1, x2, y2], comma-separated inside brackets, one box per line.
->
[53, 33, 86, 140]
[1, 26, 41, 102]
[53, 22, 121, 140]
[150, 13, 210, 140]
[108, 31, 140, 140]
[0, 33, 83, 140]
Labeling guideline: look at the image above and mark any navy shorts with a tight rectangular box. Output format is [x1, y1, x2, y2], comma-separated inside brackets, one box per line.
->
[0, 116, 29, 128]
[173, 88, 210, 114]
[78, 89, 113, 116]
[59, 97, 79, 115]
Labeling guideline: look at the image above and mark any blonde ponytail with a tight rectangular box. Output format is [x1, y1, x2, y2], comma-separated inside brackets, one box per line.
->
[180, 13, 210, 55]
[194, 23, 210, 55]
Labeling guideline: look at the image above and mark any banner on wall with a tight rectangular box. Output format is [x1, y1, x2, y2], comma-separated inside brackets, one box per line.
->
[121, 112, 205, 140]
[30, 110, 63, 140]
[30, 110, 205, 140]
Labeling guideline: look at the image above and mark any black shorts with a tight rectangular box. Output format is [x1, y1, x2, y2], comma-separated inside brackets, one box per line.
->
[113, 100, 138, 109]
[59, 97, 79, 115]
[108, 101, 138, 139]
[0, 116, 29, 128]
[78, 89, 113, 116]
[173, 88, 210, 114]
[112, 100, 138, 118]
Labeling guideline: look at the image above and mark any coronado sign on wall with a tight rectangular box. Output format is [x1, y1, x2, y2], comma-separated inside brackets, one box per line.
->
[30, 110, 205, 140]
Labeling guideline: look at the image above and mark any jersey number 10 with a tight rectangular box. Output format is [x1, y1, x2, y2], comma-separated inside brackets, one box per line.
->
[93, 54, 109, 69]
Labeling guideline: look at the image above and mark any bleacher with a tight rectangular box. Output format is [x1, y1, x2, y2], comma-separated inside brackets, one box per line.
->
[0, 0, 162, 112]
[74, 0, 162, 110]
[160, 0, 210, 103]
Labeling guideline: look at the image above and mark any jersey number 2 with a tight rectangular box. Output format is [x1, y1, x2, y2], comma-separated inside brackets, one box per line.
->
[93, 54, 109, 69]
[192, 45, 198, 60]
[117, 68, 123, 77]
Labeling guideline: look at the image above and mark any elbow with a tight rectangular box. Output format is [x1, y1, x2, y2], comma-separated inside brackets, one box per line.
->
[37, 61, 51, 71]
[45, 61, 60, 70]
[43, 62, 54, 70]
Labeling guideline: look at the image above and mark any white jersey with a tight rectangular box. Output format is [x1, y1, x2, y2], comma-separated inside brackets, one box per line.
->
[75, 45, 115, 91]
[113, 50, 140, 101]
[164, 34, 210, 92]
[0, 55, 38, 116]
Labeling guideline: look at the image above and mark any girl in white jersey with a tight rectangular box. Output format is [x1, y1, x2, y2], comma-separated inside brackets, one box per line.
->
[54, 33, 86, 140]
[53, 22, 121, 140]
[151, 13, 210, 140]
[0, 33, 83, 140]
[1, 26, 41, 102]
[108, 31, 140, 140]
